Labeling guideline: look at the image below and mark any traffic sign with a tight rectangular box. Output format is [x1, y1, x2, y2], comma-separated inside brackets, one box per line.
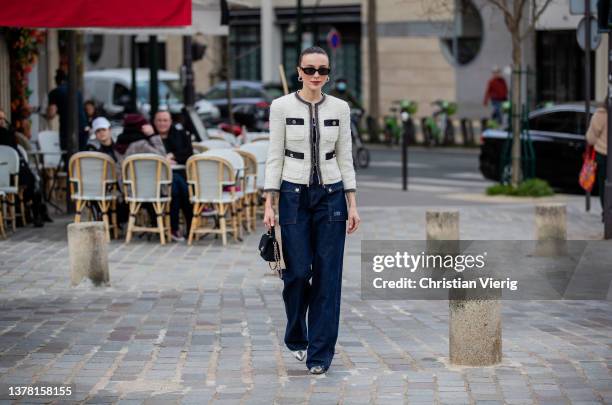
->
[327, 28, 341, 50]
[577, 16, 601, 50]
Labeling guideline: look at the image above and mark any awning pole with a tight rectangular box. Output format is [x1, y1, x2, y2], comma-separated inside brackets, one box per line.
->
[183, 35, 195, 106]
[130, 35, 138, 112]
[149, 35, 159, 117]
[67, 30, 78, 212]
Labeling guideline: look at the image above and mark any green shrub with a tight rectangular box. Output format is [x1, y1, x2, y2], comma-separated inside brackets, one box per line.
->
[486, 178, 554, 197]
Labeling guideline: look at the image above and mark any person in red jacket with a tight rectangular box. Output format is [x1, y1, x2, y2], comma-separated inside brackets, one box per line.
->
[483, 66, 508, 125]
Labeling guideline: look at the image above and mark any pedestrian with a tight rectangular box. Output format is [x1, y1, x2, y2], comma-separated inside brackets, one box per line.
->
[586, 100, 608, 220]
[328, 77, 362, 110]
[46, 69, 88, 152]
[263, 46, 360, 375]
[483, 66, 508, 125]
[153, 110, 193, 241]
[84, 99, 98, 133]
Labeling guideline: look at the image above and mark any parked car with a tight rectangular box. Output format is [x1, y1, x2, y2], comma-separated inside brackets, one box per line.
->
[84, 69, 219, 122]
[198, 80, 283, 121]
[479, 104, 596, 192]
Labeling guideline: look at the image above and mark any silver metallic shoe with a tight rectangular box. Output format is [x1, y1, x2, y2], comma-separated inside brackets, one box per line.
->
[309, 365, 326, 374]
[292, 350, 306, 362]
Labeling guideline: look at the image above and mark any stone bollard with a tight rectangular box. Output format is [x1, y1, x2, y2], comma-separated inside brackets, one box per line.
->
[68, 222, 110, 287]
[535, 203, 567, 256]
[426, 210, 459, 240]
[426, 210, 502, 366]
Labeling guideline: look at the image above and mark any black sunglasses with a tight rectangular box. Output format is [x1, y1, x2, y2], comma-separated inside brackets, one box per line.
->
[299, 66, 331, 76]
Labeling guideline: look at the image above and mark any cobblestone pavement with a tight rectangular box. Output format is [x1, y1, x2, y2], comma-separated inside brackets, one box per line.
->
[0, 196, 610, 404]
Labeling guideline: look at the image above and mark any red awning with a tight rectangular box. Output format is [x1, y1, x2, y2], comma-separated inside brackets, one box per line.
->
[0, 0, 191, 28]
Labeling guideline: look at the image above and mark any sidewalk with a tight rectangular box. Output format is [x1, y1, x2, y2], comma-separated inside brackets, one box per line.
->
[0, 200, 610, 404]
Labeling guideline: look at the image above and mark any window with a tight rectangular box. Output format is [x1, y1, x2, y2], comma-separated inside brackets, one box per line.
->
[440, 0, 483, 65]
[204, 88, 229, 100]
[576, 111, 588, 135]
[112, 83, 130, 105]
[264, 86, 284, 101]
[536, 31, 595, 104]
[229, 26, 261, 81]
[233, 87, 263, 98]
[135, 80, 183, 105]
[85, 34, 104, 64]
[529, 111, 580, 134]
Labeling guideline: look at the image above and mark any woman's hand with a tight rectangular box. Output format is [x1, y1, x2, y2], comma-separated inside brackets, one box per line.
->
[347, 206, 360, 234]
[346, 192, 360, 234]
[263, 192, 276, 229]
[263, 204, 275, 229]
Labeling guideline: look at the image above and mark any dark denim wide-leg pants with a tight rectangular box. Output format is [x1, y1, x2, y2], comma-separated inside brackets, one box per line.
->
[279, 179, 348, 370]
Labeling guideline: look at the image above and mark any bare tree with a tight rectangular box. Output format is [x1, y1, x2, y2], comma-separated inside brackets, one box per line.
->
[485, 0, 554, 186]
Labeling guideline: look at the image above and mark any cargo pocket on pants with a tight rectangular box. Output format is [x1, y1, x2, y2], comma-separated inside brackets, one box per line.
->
[325, 181, 348, 222]
[279, 181, 301, 225]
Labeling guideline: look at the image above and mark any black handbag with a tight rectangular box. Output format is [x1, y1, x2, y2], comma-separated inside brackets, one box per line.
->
[259, 226, 284, 278]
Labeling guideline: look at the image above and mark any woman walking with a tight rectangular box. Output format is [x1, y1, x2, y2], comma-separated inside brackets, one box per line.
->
[263, 46, 360, 375]
[586, 102, 608, 220]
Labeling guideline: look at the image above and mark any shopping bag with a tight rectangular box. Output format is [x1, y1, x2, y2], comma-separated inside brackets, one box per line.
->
[579, 146, 597, 192]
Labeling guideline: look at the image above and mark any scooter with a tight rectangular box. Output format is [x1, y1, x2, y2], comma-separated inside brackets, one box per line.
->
[422, 100, 457, 146]
[383, 100, 418, 146]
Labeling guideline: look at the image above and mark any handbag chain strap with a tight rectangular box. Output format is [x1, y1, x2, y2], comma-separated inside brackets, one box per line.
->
[268, 230, 283, 279]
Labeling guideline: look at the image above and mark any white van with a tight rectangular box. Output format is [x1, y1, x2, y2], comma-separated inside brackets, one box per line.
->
[84, 69, 219, 121]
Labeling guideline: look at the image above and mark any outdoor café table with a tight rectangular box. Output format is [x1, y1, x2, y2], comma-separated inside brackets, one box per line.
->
[27, 150, 68, 212]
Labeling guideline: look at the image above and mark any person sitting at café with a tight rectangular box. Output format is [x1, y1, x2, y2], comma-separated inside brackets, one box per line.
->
[153, 110, 193, 242]
[115, 113, 166, 163]
[86, 116, 129, 225]
[115, 113, 167, 229]
[0, 108, 51, 227]
[87, 117, 119, 162]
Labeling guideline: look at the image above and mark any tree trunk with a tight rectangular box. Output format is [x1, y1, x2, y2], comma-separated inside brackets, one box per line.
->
[367, 0, 380, 129]
[510, 34, 522, 187]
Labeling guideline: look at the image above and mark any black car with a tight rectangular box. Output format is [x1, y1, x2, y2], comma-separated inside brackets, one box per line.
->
[479, 104, 595, 192]
[198, 80, 283, 120]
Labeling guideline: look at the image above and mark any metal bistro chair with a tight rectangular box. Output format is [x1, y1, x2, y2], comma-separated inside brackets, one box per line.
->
[69, 152, 119, 241]
[0, 145, 22, 232]
[193, 139, 234, 153]
[202, 149, 247, 235]
[37, 130, 67, 206]
[206, 128, 240, 146]
[122, 154, 172, 245]
[0, 191, 5, 238]
[244, 131, 270, 143]
[186, 155, 240, 246]
[235, 148, 258, 232]
[240, 141, 268, 220]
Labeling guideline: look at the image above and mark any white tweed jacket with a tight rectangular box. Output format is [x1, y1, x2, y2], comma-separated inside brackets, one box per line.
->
[264, 91, 356, 192]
